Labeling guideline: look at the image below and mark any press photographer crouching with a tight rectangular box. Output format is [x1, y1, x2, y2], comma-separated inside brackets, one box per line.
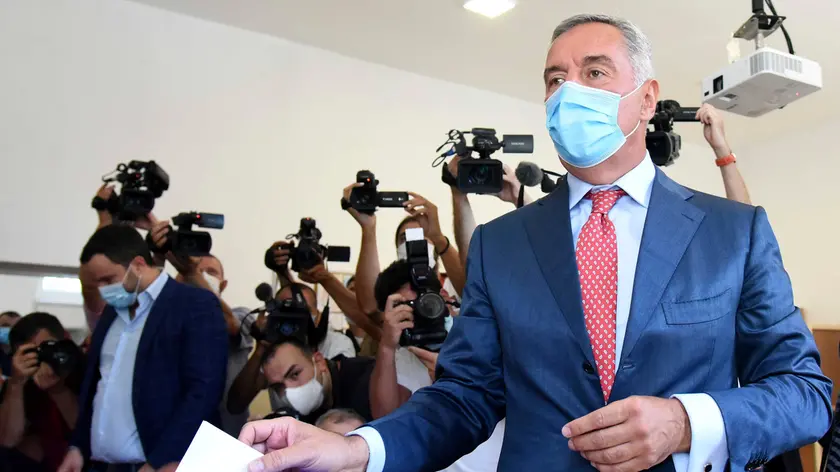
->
[226, 283, 357, 420]
[0, 312, 84, 472]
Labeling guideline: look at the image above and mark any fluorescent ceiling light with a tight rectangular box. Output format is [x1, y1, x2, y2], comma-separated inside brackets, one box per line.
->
[463, 0, 516, 19]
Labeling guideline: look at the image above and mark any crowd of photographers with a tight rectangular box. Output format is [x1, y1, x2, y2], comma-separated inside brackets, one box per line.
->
[0, 104, 758, 472]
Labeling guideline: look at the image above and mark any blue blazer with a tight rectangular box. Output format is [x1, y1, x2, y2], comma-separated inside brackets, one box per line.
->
[370, 170, 832, 472]
[71, 278, 228, 468]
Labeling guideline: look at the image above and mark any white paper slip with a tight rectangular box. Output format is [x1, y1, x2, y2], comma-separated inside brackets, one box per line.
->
[177, 421, 263, 472]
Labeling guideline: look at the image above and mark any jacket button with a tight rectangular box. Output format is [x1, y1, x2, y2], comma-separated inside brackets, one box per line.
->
[582, 361, 595, 375]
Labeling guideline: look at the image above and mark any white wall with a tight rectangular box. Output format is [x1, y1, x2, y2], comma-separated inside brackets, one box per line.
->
[0, 0, 728, 309]
[739, 119, 839, 326]
[0, 275, 40, 315]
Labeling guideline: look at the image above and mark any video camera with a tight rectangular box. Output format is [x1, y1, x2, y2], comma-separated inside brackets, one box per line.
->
[243, 282, 321, 348]
[22, 339, 81, 378]
[347, 170, 409, 215]
[93, 160, 170, 222]
[264, 218, 351, 273]
[646, 100, 700, 166]
[149, 212, 224, 257]
[435, 128, 534, 194]
[397, 228, 453, 351]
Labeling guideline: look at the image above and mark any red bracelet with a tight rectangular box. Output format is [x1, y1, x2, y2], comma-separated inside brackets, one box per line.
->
[715, 153, 737, 167]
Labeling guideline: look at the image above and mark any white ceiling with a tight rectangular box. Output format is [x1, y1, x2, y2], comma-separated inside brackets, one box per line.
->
[130, 0, 839, 144]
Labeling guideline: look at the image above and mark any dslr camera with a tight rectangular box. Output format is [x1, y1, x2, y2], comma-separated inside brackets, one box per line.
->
[23, 339, 81, 378]
[92, 160, 170, 222]
[646, 100, 700, 167]
[436, 128, 533, 194]
[397, 228, 452, 351]
[149, 212, 224, 257]
[347, 170, 409, 215]
[264, 218, 351, 273]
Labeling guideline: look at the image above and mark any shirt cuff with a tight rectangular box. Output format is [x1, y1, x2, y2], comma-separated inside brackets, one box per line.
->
[671, 393, 729, 472]
[347, 426, 386, 472]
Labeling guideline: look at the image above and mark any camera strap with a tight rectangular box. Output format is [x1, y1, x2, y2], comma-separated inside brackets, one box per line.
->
[516, 185, 525, 209]
[440, 163, 457, 187]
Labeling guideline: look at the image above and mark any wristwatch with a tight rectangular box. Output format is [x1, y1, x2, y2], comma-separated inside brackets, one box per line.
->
[715, 153, 736, 167]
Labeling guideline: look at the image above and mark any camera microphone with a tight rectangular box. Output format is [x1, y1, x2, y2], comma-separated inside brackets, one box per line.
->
[515, 161, 544, 188]
[255, 282, 274, 303]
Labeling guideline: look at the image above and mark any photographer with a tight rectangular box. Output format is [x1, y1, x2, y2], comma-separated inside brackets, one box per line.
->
[0, 312, 84, 472]
[226, 283, 356, 417]
[61, 224, 227, 472]
[343, 183, 465, 317]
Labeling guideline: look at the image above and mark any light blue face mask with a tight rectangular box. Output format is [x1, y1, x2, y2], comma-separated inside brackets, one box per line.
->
[545, 81, 643, 168]
[99, 269, 142, 309]
[0, 327, 10, 345]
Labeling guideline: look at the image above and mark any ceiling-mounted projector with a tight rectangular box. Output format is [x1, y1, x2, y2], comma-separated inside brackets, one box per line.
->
[701, 0, 822, 117]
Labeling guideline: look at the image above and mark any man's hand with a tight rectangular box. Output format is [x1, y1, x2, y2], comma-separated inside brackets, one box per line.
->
[697, 104, 732, 159]
[496, 164, 523, 204]
[93, 184, 115, 228]
[298, 262, 330, 285]
[407, 346, 438, 381]
[11, 343, 40, 384]
[562, 396, 691, 472]
[135, 212, 159, 231]
[381, 294, 413, 350]
[404, 193, 445, 248]
[239, 417, 370, 472]
[343, 183, 376, 230]
[57, 447, 84, 472]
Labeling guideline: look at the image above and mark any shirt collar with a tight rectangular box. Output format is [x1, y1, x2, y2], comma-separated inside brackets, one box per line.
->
[567, 153, 655, 209]
[142, 271, 168, 302]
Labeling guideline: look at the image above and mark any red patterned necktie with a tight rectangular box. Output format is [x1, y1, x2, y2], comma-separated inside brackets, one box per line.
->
[576, 189, 626, 403]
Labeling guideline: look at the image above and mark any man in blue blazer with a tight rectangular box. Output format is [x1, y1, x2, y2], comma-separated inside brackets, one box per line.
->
[240, 14, 832, 472]
[58, 224, 228, 472]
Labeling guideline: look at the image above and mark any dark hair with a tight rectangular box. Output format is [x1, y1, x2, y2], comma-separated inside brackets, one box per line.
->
[395, 216, 419, 247]
[9, 312, 66, 353]
[80, 225, 154, 266]
[0, 311, 21, 320]
[374, 260, 441, 312]
[262, 338, 314, 366]
[315, 408, 365, 428]
[345, 276, 355, 288]
[275, 283, 317, 306]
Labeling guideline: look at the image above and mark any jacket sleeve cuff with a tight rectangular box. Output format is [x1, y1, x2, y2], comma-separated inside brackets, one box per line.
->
[671, 393, 729, 472]
[347, 426, 386, 472]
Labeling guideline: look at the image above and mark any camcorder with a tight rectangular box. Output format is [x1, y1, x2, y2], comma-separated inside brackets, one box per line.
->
[347, 170, 409, 215]
[646, 100, 700, 166]
[147, 212, 224, 257]
[23, 339, 81, 378]
[92, 160, 170, 222]
[244, 283, 325, 349]
[436, 128, 534, 194]
[264, 218, 351, 273]
[397, 228, 454, 351]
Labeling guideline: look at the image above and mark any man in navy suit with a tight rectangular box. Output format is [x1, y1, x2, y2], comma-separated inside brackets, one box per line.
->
[58, 224, 228, 472]
[240, 14, 832, 472]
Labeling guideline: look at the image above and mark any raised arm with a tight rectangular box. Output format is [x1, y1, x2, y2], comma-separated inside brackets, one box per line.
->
[342, 183, 381, 315]
[697, 104, 752, 205]
[369, 294, 413, 419]
[299, 265, 382, 342]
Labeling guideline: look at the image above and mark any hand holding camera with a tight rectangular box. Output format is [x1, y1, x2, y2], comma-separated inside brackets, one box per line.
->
[148, 212, 224, 270]
[404, 193, 445, 248]
[92, 160, 170, 223]
[264, 218, 350, 274]
[149, 220, 200, 276]
[11, 343, 40, 384]
[382, 293, 414, 351]
[298, 262, 331, 285]
[343, 182, 376, 229]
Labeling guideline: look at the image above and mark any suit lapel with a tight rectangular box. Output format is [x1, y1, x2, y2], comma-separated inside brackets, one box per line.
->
[619, 170, 705, 365]
[136, 278, 177, 360]
[524, 180, 594, 364]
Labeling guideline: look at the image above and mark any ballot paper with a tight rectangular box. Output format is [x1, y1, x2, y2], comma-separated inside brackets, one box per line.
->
[177, 421, 262, 472]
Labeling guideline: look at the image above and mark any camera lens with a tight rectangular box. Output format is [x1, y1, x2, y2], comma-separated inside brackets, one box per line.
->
[415, 292, 446, 320]
[468, 165, 490, 185]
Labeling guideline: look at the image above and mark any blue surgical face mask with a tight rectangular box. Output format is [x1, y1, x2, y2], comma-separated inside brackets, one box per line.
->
[545, 81, 644, 168]
[99, 268, 142, 309]
[0, 327, 9, 345]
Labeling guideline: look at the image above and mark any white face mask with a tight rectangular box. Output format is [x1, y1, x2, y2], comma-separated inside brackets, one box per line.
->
[284, 359, 325, 415]
[396, 242, 437, 269]
[201, 272, 222, 295]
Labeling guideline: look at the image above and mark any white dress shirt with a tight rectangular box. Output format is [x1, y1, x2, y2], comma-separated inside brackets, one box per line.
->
[90, 272, 168, 463]
[354, 155, 728, 472]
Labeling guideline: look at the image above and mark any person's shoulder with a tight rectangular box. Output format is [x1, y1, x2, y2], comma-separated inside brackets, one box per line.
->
[168, 278, 218, 303]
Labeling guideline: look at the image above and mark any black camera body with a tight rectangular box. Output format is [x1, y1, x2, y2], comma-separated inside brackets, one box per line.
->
[94, 160, 170, 222]
[646, 100, 700, 167]
[149, 212, 224, 257]
[263, 288, 315, 346]
[348, 170, 409, 215]
[398, 231, 449, 350]
[264, 218, 351, 273]
[437, 128, 534, 194]
[23, 339, 80, 378]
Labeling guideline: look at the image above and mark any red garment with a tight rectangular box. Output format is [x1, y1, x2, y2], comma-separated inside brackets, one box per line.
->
[25, 383, 72, 472]
[576, 189, 625, 403]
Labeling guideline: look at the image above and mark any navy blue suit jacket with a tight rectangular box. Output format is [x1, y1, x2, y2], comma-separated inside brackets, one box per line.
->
[369, 170, 832, 471]
[71, 278, 228, 468]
